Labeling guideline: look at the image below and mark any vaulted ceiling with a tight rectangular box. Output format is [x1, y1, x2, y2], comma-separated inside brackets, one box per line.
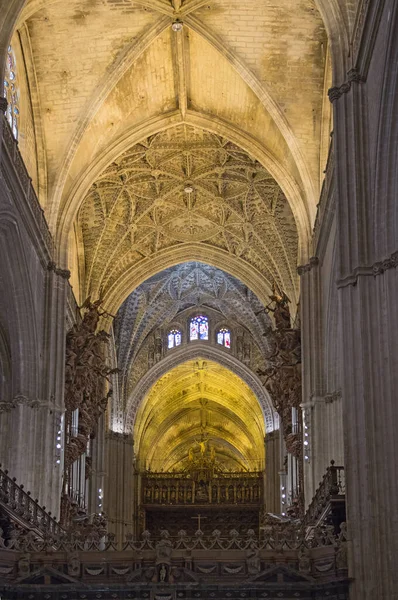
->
[13, 0, 331, 276]
[77, 126, 299, 309]
[114, 261, 274, 406]
[11, 0, 332, 443]
[134, 359, 265, 472]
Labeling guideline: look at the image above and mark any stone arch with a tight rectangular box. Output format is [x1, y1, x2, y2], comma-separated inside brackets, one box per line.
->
[102, 243, 275, 320]
[122, 344, 277, 436]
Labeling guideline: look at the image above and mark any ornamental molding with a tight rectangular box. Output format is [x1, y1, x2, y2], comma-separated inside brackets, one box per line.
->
[328, 69, 365, 103]
[337, 250, 398, 288]
[0, 394, 41, 413]
[297, 257, 319, 276]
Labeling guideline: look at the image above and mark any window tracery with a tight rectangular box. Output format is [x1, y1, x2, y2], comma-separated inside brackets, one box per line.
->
[190, 315, 208, 341]
[3, 45, 19, 139]
[217, 327, 231, 348]
[168, 329, 182, 349]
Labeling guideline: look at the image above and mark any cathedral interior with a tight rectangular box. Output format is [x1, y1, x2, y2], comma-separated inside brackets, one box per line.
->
[0, 0, 397, 598]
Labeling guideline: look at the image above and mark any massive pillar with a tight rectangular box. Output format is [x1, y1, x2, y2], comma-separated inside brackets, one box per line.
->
[329, 2, 398, 597]
[104, 431, 135, 541]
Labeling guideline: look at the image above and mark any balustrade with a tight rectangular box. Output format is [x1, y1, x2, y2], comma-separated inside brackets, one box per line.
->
[0, 465, 64, 538]
[303, 460, 345, 531]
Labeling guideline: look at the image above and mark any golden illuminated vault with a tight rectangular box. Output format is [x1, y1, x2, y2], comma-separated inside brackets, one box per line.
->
[134, 359, 265, 473]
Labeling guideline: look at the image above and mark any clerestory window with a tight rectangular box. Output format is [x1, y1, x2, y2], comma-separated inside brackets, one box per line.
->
[168, 329, 182, 349]
[217, 327, 231, 348]
[190, 315, 208, 341]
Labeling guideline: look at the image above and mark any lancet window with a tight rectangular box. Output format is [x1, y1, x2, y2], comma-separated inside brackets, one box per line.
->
[168, 328, 182, 349]
[217, 327, 231, 348]
[3, 46, 19, 139]
[190, 315, 209, 341]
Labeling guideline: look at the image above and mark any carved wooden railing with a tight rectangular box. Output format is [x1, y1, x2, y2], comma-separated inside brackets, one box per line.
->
[0, 465, 64, 538]
[142, 472, 263, 506]
[303, 461, 345, 530]
[1, 114, 54, 256]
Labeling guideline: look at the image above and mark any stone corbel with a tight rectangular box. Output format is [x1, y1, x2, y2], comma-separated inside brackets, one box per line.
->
[328, 68, 365, 103]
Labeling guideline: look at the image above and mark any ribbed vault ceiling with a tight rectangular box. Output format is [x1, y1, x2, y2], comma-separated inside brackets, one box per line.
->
[114, 261, 273, 402]
[134, 359, 265, 472]
[77, 125, 299, 307]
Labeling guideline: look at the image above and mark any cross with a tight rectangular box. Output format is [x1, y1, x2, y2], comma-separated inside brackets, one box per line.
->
[191, 513, 207, 531]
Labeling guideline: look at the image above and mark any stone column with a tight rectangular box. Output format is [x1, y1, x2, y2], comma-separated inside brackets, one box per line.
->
[35, 263, 69, 515]
[264, 430, 280, 514]
[88, 414, 106, 516]
[299, 257, 322, 505]
[330, 3, 398, 595]
[104, 431, 135, 541]
[0, 264, 68, 518]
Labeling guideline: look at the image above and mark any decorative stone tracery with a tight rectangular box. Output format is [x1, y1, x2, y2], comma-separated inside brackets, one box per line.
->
[78, 125, 299, 306]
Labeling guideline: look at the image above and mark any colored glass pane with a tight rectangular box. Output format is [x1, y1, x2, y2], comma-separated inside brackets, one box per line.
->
[217, 328, 231, 348]
[3, 46, 19, 140]
[190, 320, 199, 340]
[168, 329, 182, 348]
[190, 315, 208, 341]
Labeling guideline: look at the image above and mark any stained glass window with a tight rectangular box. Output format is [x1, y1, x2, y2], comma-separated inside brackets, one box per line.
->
[168, 329, 182, 349]
[217, 328, 231, 348]
[3, 46, 19, 140]
[190, 315, 208, 341]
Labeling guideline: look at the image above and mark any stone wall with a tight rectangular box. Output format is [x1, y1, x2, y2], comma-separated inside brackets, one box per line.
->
[0, 111, 67, 517]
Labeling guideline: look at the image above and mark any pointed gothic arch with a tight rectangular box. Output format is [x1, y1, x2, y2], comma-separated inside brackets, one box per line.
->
[121, 344, 277, 436]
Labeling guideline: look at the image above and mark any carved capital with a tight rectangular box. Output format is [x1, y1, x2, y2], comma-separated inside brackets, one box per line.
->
[0, 395, 41, 412]
[0, 400, 18, 413]
[47, 261, 71, 279]
[297, 257, 319, 276]
[337, 250, 398, 287]
[324, 390, 342, 404]
[328, 68, 365, 103]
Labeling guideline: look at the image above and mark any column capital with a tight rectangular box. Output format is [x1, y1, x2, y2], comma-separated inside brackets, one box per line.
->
[297, 257, 319, 276]
[328, 68, 365, 103]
